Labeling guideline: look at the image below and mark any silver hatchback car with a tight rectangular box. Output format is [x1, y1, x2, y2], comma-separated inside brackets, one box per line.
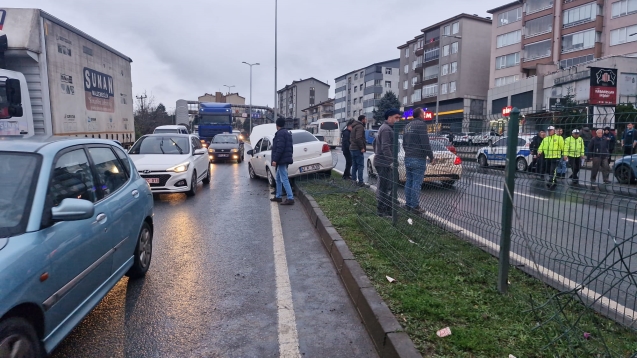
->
[0, 137, 154, 356]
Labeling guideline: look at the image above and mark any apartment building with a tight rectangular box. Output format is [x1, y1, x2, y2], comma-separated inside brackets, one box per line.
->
[398, 14, 492, 133]
[486, 0, 637, 115]
[198, 92, 246, 105]
[277, 78, 330, 119]
[301, 98, 335, 128]
[334, 59, 400, 127]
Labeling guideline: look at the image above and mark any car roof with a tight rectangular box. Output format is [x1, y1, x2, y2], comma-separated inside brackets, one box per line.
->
[155, 125, 187, 129]
[0, 136, 125, 153]
[142, 133, 193, 137]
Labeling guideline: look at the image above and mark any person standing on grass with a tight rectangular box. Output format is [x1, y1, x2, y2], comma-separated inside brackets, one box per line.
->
[403, 107, 435, 213]
[341, 119, 354, 180]
[374, 109, 401, 217]
[621, 123, 636, 156]
[538, 126, 564, 189]
[564, 129, 585, 185]
[349, 115, 367, 187]
[270, 118, 295, 205]
[588, 129, 612, 186]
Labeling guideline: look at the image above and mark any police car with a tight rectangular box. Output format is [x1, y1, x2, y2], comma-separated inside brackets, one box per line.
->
[476, 134, 535, 171]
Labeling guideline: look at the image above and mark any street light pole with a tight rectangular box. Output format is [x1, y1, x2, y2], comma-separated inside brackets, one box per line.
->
[274, 0, 278, 125]
[223, 85, 235, 95]
[242, 62, 260, 132]
[435, 34, 462, 134]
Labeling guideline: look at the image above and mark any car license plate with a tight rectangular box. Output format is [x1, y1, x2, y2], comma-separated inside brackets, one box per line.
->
[300, 164, 320, 172]
[145, 178, 159, 184]
[218, 154, 229, 157]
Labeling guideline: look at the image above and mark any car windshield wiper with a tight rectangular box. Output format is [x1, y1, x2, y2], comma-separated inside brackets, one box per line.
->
[170, 139, 184, 154]
[159, 139, 166, 154]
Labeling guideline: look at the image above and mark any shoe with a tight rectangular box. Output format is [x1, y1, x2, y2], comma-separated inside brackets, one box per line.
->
[604, 181, 612, 184]
[377, 212, 392, 218]
[271, 190, 276, 195]
[571, 181, 579, 186]
[281, 199, 295, 205]
[358, 182, 366, 187]
[270, 197, 282, 202]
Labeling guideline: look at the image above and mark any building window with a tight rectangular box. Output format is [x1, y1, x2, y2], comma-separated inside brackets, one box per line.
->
[494, 74, 520, 87]
[411, 89, 422, 103]
[492, 97, 508, 114]
[406, 47, 410, 57]
[353, 98, 357, 105]
[612, 0, 637, 18]
[423, 84, 438, 97]
[559, 54, 595, 69]
[403, 96, 408, 105]
[561, 29, 598, 53]
[354, 87, 357, 93]
[374, 93, 382, 99]
[563, 3, 599, 28]
[412, 60, 418, 70]
[424, 65, 439, 80]
[425, 28, 440, 43]
[404, 64, 409, 74]
[523, 39, 552, 61]
[360, 71, 364, 77]
[354, 73, 358, 80]
[441, 83, 448, 94]
[451, 42, 458, 54]
[495, 52, 520, 69]
[385, 68, 392, 75]
[450, 81, 456, 93]
[610, 25, 637, 45]
[443, 25, 451, 35]
[359, 109, 363, 115]
[441, 64, 449, 76]
[374, 79, 381, 86]
[424, 47, 440, 62]
[451, 62, 457, 73]
[385, 81, 391, 88]
[411, 77, 419, 85]
[452, 22, 459, 34]
[526, 0, 554, 14]
[497, 30, 522, 48]
[443, 45, 450, 56]
[403, 80, 408, 90]
[524, 14, 553, 37]
[360, 84, 363, 91]
[498, 7, 522, 27]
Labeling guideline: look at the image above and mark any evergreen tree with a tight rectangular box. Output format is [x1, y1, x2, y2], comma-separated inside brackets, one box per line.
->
[372, 91, 401, 125]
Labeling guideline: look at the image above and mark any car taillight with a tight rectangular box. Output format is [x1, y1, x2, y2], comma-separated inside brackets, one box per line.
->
[454, 156, 462, 165]
[322, 144, 330, 153]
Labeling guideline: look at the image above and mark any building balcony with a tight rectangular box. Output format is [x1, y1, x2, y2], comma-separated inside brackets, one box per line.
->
[415, 46, 425, 56]
[415, 62, 423, 71]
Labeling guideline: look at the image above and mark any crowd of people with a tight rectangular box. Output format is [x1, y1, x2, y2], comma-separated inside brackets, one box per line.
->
[528, 123, 636, 188]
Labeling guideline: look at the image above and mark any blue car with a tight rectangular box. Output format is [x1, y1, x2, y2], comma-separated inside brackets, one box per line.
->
[365, 130, 378, 145]
[0, 138, 154, 356]
[613, 154, 637, 184]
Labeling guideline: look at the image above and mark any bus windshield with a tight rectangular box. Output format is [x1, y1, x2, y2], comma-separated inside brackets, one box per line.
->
[200, 114, 231, 125]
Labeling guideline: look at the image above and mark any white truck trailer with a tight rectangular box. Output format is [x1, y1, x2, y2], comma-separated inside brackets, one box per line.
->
[0, 8, 135, 144]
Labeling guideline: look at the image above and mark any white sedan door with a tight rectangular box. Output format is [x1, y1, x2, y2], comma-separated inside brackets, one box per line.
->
[191, 136, 209, 180]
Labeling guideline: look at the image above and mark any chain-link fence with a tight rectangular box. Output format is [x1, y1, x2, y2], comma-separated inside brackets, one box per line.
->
[296, 105, 637, 356]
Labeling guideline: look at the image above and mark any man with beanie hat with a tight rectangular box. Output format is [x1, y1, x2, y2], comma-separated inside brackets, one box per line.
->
[270, 118, 295, 205]
[374, 109, 401, 217]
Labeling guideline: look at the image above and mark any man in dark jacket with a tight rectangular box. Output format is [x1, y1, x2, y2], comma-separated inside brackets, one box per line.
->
[621, 123, 636, 156]
[349, 115, 367, 186]
[528, 130, 545, 175]
[587, 129, 611, 185]
[373, 109, 401, 217]
[603, 126, 616, 156]
[403, 108, 435, 212]
[580, 126, 592, 156]
[270, 118, 295, 205]
[341, 120, 353, 180]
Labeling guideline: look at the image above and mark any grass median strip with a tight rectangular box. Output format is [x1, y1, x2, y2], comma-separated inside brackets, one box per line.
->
[300, 180, 636, 357]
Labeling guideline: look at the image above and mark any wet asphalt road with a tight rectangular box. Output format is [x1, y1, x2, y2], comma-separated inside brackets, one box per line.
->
[51, 157, 377, 357]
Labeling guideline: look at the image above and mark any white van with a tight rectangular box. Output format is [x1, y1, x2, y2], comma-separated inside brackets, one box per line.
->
[154, 125, 189, 134]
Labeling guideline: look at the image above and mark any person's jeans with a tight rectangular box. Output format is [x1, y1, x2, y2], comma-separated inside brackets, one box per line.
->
[343, 149, 352, 179]
[376, 166, 392, 214]
[404, 157, 427, 209]
[351, 150, 364, 183]
[275, 164, 293, 200]
[591, 157, 610, 182]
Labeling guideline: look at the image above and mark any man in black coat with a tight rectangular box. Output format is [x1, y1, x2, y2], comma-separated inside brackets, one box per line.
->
[270, 118, 295, 205]
[528, 130, 545, 175]
[341, 119, 354, 180]
[587, 129, 611, 185]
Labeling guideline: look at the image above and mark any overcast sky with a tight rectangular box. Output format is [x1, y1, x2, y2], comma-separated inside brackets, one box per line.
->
[10, 0, 505, 112]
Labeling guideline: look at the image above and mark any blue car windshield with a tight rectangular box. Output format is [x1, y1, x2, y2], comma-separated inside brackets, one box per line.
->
[0, 152, 40, 236]
[200, 114, 231, 125]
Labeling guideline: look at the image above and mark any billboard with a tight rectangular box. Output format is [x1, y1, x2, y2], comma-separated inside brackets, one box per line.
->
[589, 67, 617, 105]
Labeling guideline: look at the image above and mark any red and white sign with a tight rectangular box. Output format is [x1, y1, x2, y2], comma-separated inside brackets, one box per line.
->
[424, 111, 434, 121]
[502, 106, 512, 117]
[589, 67, 618, 106]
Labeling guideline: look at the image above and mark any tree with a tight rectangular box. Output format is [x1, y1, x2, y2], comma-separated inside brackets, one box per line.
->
[243, 118, 251, 133]
[372, 91, 401, 126]
[134, 92, 173, 136]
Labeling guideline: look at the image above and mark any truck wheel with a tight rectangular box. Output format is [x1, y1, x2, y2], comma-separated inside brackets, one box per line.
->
[0, 317, 44, 358]
[186, 171, 197, 197]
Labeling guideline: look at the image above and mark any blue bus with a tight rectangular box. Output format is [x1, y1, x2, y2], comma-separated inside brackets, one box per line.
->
[197, 103, 233, 144]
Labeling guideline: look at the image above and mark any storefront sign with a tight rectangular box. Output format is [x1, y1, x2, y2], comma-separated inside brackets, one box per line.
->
[589, 67, 617, 106]
[502, 106, 512, 117]
[424, 111, 434, 120]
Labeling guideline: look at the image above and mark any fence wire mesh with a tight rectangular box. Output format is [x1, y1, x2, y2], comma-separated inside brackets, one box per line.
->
[296, 106, 637, 357]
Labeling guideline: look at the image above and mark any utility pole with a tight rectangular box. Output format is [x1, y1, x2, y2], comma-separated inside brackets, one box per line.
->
[274, 0, 278, 125]
[242, 62, 260, 133]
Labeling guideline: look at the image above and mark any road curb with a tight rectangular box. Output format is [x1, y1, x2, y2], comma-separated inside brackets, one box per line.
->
[295, 185, 422, 358]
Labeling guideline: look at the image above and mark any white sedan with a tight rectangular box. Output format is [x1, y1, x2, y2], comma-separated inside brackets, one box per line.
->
[367, 140, 462, 186]
[129, 133, 210, 196]
[247, 124, 334, 186]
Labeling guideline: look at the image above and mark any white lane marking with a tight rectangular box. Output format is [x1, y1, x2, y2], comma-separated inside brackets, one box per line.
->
[270, 202, 301, 357]
[623, 218, 637, 223]
[475, 183, 548, 201]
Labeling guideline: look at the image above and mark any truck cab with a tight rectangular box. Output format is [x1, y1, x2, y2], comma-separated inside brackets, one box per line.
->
[0, 70, 29, 136]
[196, 103, 233, 145]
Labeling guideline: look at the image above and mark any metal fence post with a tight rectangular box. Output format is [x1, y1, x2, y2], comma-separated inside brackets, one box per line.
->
[497, 108, 520, 294]
[392, 121, 405, 225]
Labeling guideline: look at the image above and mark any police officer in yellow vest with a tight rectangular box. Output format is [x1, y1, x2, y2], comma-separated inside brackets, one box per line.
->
[563, 129, 585, 185]
[538, 126, 565, 189]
